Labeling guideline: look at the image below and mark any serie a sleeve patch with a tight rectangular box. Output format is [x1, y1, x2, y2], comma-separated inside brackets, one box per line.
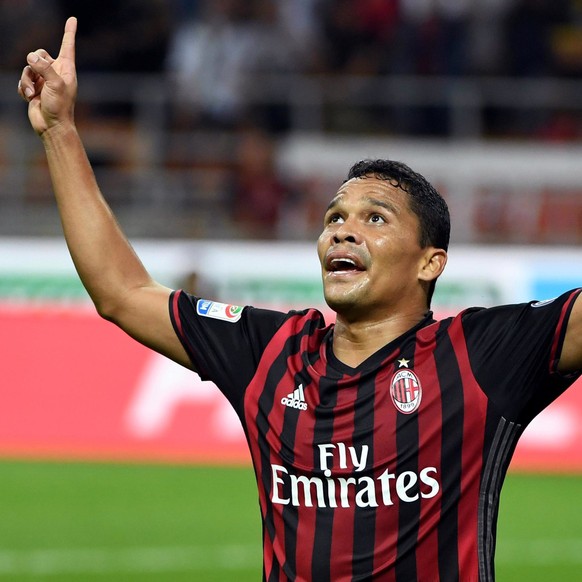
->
[196, 299, 244, 323]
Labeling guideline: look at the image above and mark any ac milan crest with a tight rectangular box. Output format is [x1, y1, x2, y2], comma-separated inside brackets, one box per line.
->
[390, 369, 422, 414]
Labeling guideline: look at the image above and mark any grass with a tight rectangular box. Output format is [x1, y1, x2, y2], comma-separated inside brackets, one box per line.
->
[496, 472, 582, 581]
[0, 462, 262, 581]
[0, 461, 580, 580]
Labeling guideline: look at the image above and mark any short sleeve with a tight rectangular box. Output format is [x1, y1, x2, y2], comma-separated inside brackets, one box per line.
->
[169, 290, 288, 412]
[462, 288, 582, 424]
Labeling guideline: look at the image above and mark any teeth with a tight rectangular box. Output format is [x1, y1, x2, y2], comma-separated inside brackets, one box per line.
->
[329, 257, 361, 272]
[331, 258, 356, 266]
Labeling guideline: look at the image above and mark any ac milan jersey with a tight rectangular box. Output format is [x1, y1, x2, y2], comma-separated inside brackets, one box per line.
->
[169, 289, 582, 582]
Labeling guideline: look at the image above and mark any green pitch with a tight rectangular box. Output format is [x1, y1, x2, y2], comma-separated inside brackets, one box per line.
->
[0, 461, 580, 581]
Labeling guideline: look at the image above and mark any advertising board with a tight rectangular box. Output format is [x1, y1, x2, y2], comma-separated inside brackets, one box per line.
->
[0, 240, 581, 470]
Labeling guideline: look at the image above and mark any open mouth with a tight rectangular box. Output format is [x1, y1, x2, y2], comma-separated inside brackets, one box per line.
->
[325, 252, 366, 274]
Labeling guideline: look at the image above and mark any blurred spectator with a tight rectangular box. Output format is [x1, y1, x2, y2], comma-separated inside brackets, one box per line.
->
[319, 0, 399, 75]
[392, 0, 471, 75]
[245, 0, 309, 132]
[504, 0, 570, 76]
[392, 0, 440, 76]
[166, 0, 297, 131]
[537, 110, 582, 141]
[169, 0, 202, 22]
[275, 0, 325, 72]
[0, 0, 62, 72]
[56, 0, 171, 73]
[549, 1, 582, 76]
[434, 0, 472, 75]
[467, 0, 512, 75]
[229, 128, 293, 238]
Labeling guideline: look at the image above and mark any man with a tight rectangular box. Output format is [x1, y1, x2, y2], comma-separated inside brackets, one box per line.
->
[18, 17, 582, 582]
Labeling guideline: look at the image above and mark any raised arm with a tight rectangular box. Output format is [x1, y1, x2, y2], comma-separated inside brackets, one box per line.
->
[18, 17, 191, 369]
[559, 293, 582, 373]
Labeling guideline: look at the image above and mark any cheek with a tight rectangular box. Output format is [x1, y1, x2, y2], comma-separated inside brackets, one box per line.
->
[316, 231, 329, 263]
[372, 236, 422, 271]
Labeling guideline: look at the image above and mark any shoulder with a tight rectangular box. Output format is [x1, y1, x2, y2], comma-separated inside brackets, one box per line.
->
[458, 289, 581, 328]
[264, 307, 330, 344]
[170, 289, 327, 338]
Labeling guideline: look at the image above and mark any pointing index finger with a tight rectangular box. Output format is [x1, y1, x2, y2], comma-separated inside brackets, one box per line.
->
[58, 16, 77, 61]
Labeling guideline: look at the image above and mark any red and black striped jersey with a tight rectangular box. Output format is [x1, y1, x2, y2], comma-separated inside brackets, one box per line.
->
[169, 289, 582, 582]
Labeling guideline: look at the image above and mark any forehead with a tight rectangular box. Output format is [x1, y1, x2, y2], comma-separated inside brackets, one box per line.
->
[327, 176, 410, 212]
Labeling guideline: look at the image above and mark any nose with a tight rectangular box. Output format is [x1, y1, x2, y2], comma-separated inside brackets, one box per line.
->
[332, 219, 361, 245]
[333, 231, 356, 244]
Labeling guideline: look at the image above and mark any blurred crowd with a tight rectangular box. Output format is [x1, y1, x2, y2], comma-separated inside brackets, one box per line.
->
[1, 0, 581, 241]
[4, 0, 582, 135]
[4, 1, 582, 88]
[4, 0, 582, 133]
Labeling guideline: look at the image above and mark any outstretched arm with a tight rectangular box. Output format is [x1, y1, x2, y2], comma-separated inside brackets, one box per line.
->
[18, 17, 191, 369]
[559, 293, 582, 373]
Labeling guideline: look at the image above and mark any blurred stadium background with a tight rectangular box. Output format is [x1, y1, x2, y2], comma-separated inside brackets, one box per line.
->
[1, 0, 582, 579]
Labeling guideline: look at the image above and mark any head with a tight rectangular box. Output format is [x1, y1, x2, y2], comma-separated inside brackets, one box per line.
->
[317, 158, 450, 319]
[347, 159, 450, 304]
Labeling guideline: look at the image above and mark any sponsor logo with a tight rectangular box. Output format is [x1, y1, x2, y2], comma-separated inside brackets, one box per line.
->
[196, 300, 243, 322]
[390, 369, 422, 414]
[271, 442, 440, 508]
[281, 384, 308, 411]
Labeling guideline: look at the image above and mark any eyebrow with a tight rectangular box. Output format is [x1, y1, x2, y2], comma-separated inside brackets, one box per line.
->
[325, 196, 400, 215]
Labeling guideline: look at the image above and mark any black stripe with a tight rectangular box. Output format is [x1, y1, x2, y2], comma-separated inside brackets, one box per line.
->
[267, 562, 279, 582]
[281, 367, 316, 579]
[311, 372, 339, 582]
[478, 415, 521, 582]
[351, 371, 378, 577]
[435, 324, 463, 582]
[395, 352, 420, 582]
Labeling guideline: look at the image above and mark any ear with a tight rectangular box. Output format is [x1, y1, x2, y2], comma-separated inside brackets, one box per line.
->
[418, 248, 448, 284]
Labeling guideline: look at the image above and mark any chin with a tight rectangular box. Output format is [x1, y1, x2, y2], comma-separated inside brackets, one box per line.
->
[324, 290, 362, 316]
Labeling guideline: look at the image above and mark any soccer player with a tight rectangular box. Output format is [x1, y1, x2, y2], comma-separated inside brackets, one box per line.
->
[18, 17, 582, 581]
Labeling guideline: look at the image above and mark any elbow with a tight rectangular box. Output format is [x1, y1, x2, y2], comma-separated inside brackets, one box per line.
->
[93, 296, 123, 324]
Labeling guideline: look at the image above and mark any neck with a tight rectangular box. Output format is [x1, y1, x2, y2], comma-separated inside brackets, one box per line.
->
[331, 309, 428, 368]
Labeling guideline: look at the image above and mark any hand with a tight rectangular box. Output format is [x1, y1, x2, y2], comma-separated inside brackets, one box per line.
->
[17, 17, 78, 136]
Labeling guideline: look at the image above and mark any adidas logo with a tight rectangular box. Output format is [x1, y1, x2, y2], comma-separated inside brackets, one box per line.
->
[281, 384, 308, 411]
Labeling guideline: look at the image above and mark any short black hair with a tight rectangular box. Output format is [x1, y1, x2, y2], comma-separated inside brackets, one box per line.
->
[347, 159, 450, 251]
[346, 159, 450, 306]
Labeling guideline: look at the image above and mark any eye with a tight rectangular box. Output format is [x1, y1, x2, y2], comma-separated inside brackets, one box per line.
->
[327, 213, 344, 225]
[369, 214, 387, 224]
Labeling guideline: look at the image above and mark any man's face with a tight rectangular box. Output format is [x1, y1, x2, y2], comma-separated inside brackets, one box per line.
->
[317, 176, 431, 320]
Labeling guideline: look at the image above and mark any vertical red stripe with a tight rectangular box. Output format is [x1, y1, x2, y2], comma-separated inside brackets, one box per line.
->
[292, 367, 321, 578]
[413, 326, 443, 579]
[372, 360, 399, 582]
[329, 374, 358, 582]
[448, 317, 489, 577]
[263, 536, 274, 580]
